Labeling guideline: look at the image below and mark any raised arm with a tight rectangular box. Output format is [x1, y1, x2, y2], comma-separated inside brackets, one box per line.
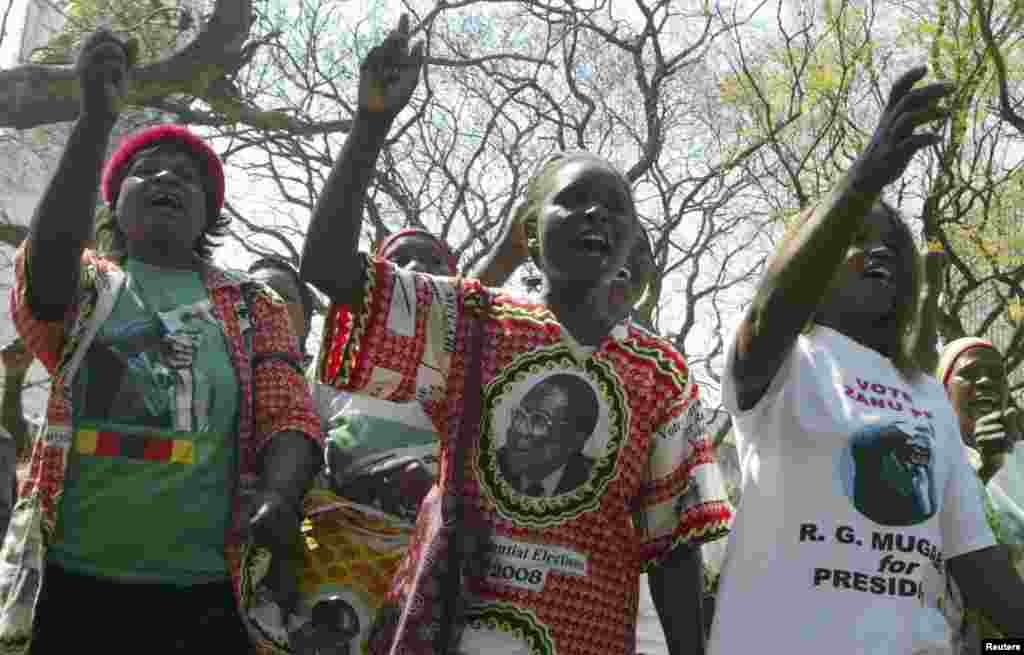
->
[470, 202, 530, 287]
[300, 15, 424, 305]
[25, 31, 136, 320]
[731, 67, 953, 411]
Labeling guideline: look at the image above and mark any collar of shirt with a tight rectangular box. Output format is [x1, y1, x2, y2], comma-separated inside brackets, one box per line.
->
[559, 320, 629, 363]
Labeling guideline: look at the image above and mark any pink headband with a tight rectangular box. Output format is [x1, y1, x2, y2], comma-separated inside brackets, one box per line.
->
[937, 337, 998, 388]
[101, 124, 225, 215]
[375, 228, 457, 275]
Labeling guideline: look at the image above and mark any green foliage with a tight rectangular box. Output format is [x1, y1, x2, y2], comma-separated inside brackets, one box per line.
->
[30, 0, 184, 65]
[712, 0, 1024, 398]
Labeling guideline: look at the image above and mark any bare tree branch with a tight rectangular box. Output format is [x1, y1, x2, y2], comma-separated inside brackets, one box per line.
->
[975, 0, 1024, 134]
[0, 0, 257, 129]
[0, 0, 17, 56]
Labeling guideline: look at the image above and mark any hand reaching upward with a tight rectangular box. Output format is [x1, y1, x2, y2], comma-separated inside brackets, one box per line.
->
[75, 29, 139, 122]
[851, 67, 954, 193]
[358, 14, 426, 119]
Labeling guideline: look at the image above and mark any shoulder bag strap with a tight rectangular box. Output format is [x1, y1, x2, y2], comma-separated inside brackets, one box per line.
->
[436, 291, 488, 654]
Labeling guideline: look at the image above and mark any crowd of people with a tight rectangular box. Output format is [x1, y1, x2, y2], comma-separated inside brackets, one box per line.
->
[1, 12, 1022, 655]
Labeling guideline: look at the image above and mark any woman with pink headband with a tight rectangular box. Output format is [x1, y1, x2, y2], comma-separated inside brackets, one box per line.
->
[2, 30, 322, 653]
[375, 228, 459, 276]
[316, 226, 456, 512]
[936, 337, 1020, 483]
[243, 219, 461, 654]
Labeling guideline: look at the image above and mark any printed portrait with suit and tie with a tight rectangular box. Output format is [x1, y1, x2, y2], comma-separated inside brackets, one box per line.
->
[496, 373, 600, 498]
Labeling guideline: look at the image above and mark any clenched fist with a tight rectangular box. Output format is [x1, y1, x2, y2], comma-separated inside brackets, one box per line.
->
[75, 30, 138, 122]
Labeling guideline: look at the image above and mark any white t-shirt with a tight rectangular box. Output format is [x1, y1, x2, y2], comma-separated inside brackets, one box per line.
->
[709, 326, 995, 655]
[989, 442, 1024, 545]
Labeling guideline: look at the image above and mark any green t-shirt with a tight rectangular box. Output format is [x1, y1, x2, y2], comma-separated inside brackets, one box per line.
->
[51, 258, 239, 585]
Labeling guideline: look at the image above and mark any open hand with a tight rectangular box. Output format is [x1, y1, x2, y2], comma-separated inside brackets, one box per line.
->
[851, 67, 954, 193]
[75, 30, 138, 122]
[358, 14, 425, 118]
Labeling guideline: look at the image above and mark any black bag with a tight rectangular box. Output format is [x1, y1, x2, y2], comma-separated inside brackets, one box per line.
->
[329, 444, 439, 522]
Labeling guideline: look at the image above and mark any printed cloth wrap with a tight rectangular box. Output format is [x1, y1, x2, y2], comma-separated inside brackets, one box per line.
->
[946, 445, 1024, 653]
[318, 255, 733, 655]
[241, 489, 415, 655]
[2, 244, 322, 654]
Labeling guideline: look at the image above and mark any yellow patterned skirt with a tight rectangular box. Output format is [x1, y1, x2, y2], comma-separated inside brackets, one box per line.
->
[242, 489, 415, 655]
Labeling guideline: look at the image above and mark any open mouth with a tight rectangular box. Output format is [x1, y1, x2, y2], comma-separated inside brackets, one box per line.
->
[863, 266, 894, 286]
[148, 191, 184, 211]
[575, 231, 612, 256]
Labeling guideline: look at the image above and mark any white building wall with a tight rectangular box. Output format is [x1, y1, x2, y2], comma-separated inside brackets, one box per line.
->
[1, 0, 71, 420]
[1, 0, 202, 418]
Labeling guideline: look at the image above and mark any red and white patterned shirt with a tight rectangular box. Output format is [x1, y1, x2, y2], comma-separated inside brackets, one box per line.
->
[320, 256, 732, 655]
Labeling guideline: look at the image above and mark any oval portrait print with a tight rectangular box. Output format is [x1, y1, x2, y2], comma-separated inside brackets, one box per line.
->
[837, 419, 939, 527]
[476, 346, 630, 528]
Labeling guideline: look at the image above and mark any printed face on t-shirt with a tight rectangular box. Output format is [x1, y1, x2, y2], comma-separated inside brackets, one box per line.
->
[500, 374, 599, 491]
[478, 361, 625, 525]
[848, 421, 937, 527]
[80, 297, 220, 430]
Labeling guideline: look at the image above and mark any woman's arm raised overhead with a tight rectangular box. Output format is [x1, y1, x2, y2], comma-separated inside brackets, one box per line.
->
[26, 31, 137, 320]
[731, 67, 953, 411]
[300, 14, 424, 306]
